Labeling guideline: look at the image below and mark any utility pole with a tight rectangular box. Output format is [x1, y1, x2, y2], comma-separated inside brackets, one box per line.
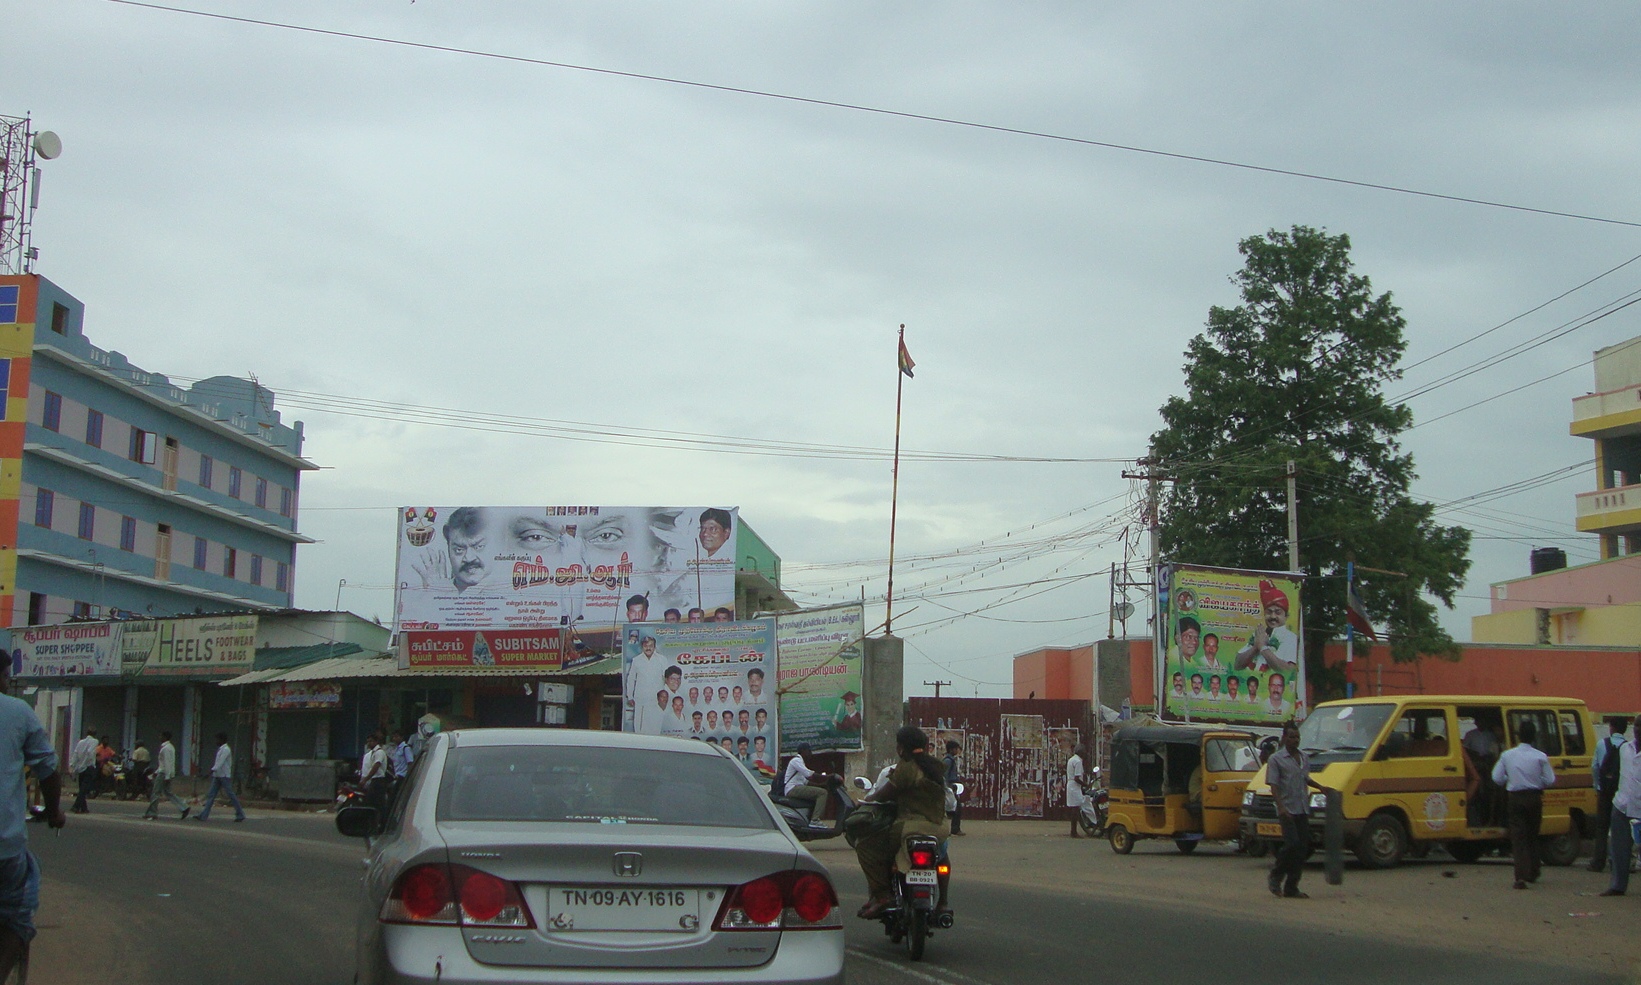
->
[1286, 459, 1300, 573]
[923, 680, 952, 699]
[1122, 448, 1173, 716]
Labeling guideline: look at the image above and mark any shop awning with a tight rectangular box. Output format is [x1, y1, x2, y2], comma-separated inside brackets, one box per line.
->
[219, 653, 621, 686]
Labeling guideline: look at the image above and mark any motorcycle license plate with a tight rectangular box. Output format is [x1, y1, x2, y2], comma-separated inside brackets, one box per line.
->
[1256, 822, 1282, 837]
[904, 870, 938, 886]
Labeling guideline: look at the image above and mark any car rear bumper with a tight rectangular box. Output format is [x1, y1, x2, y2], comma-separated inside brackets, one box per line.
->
[369, 928, 845, 985]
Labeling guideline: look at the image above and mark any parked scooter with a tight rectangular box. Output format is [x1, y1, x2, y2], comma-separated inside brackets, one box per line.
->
[1076, 767, 1109, 838]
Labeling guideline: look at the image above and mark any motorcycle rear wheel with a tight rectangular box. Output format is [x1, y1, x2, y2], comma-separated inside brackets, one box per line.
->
[905, 907, 927, 961]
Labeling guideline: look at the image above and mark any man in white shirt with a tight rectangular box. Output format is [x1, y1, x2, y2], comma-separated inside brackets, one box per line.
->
[1235, 581, 1300, 674]
[1599, 714, 1641, 896]
[69, 728, 98, 815]
[143, 731, 190, 820]
[194, 733, 245, 823]
[623, 636, 663, 733]
[782, 744, 830, 820]
[1066, 746, 1086, 838]
[1491, 721, 1555, 890]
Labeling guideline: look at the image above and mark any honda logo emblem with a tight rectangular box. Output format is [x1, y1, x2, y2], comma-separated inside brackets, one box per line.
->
[613, 852, 643, 877]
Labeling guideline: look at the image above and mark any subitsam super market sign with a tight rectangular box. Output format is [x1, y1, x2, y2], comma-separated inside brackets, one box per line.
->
[401, 629, 565, 670]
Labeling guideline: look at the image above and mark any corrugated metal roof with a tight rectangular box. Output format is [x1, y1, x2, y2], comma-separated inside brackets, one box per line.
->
[254, 641, 364, 671]
[219, 654, 621, 686]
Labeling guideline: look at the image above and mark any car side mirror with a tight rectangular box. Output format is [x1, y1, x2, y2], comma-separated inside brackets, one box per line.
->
[336, 805, 379, 838]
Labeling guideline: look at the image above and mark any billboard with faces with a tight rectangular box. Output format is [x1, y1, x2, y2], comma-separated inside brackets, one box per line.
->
[1160, 563, 1306, 726]
[393, 506, 739, 633]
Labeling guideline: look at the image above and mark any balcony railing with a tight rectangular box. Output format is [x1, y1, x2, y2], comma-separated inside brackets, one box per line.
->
[1572, 384, 1641, 432]
[1576, 482, 1641, 529]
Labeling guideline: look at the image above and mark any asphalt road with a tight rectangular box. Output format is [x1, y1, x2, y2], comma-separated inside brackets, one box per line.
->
[23, 803, 1629, 985]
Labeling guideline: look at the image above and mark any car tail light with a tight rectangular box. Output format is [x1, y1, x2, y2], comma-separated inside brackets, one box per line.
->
[908, 846, 937, 869]
[382, 864, 534, 928]
[715, 871, 840, 931]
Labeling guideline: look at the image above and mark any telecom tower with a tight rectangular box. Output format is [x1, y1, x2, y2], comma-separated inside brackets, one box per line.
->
[0, 114, 62, 275]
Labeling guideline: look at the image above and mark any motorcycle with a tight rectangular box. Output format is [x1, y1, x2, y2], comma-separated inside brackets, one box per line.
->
[855, 775, 960, 962]
[334, 778, 369, 813]
[1076, 768, 1109, 838]
[772, 774, 857, 842]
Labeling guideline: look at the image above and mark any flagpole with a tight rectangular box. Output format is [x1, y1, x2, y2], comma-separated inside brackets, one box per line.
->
[1345, 560, 1355, 699]
[887, 325, 906, 635]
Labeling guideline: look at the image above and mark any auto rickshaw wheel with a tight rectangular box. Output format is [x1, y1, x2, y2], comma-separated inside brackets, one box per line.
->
[1174, 839, 1198, 854]
[1108, 824, 1134, 854]
[1354, 812, 1408, 870]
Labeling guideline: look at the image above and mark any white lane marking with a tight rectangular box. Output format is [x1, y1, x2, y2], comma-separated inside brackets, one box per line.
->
[847, 946, 996, 985]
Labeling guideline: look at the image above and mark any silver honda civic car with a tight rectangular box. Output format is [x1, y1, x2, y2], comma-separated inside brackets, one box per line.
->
[338, 728, 845, 985]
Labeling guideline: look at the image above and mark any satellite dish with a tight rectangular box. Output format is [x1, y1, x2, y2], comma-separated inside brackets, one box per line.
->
[1113, 602, 1135, 621]
[33, 132, 62, 161]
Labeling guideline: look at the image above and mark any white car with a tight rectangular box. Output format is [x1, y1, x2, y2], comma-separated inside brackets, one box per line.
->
[338, 728, 845, 985]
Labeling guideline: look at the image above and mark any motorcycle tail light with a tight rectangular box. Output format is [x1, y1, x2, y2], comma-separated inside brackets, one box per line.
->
[715, 871, 840, 931]
[908, 847, 937, 869]
[937, 864, 950, 876]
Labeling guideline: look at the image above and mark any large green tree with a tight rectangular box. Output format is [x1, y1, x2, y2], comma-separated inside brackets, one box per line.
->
[1151, 225, 1471, 696]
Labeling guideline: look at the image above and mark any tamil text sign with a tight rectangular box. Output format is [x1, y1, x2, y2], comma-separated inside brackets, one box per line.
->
[1160, 563, 1305, 724]
[774, 604, 864, 752]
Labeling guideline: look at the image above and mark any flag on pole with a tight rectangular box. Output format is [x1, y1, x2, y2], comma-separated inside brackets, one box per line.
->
[1346, 582, 1378, 641]
[898, 337, 915, 378]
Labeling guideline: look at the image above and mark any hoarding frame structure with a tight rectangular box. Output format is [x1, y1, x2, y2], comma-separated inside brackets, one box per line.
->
[1157, 562, 1306, 726]
[620, 619, 777, 776]
[772, 603, 866, 753]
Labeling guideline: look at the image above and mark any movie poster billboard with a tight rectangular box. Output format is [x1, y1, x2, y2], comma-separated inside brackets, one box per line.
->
[394, 506, 740, 634]
[1160, 563, 1305, 725]
[621, 619, 777, 776]
[774, 604, 865, 753]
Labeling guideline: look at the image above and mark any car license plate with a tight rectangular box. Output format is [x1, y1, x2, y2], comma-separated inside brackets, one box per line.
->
[546, 887, 701, 933]
[1256, 822, 1282, 837]
[904, 870, 938, 886]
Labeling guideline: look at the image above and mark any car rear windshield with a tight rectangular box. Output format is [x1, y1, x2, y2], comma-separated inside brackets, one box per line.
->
[438, 744, 776, 829]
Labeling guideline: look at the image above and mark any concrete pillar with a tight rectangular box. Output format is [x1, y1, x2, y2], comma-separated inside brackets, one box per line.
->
[861, 635, 904, 774]
[181, 684, 201, 776]
[121, 686, 139, 752]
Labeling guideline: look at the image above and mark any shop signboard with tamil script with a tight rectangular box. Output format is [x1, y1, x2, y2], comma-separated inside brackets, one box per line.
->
[774, 604, 865, 753]
[126, 615, 259, 677]
[1158, 563, 1305, 725]
[14, 622, 123, 677]
[399, 628, 573, 671]
[393, 506, 740, 634]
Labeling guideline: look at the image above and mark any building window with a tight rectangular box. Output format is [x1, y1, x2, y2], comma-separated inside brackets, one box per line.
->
[279, 486, 293, 517]
[250, 554, 263, 585]
[41, 392, 60, 432]
[119, 515, 136, 553]
[193, 536, 207, 570]
[26, 593, 45, 626]
[0, 286, 17, 324]
[224, 547, 237, 579]
[228, 466, 242, 499]
[275, 561, 289, 593]
[198, 455, 213, 489]
[0, 360, 10, 420]
[50, 303, 68, 335]
[84, 409, 103, 449]
[77, 502, 94, 541]
[254, 477, 267, 509]
[129, 428, 156, 464]
[34, 489, 52, 529]
[71, 601, 92, 621]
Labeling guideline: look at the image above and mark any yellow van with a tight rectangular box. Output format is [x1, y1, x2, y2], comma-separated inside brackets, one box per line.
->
[1238, 695, 1596, 869]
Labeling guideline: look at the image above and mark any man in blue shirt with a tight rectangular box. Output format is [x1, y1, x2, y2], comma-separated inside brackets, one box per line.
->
[0, 655, 64, 977]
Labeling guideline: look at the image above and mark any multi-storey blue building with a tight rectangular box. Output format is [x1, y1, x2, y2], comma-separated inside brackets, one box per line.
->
[2, 273, 316, 626]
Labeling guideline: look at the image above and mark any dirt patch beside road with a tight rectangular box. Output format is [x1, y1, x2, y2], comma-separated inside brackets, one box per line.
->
[813, 820, 1640, 981]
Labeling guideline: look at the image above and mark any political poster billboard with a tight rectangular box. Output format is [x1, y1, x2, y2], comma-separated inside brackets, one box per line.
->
[1159, 563, 1305, 725]
[621, 619, 777, 777]
[773, 604, 865, 752]
[394, 506, 740, 633]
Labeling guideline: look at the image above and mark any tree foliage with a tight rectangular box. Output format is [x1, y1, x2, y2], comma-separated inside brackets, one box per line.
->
[1151, 226, 1471, 695]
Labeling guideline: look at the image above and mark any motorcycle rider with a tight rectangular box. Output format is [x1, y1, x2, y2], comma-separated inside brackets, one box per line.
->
[853, 726, 950, 919]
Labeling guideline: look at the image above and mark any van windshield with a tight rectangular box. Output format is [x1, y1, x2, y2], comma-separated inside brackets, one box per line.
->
[1299, 704, 1396, 765]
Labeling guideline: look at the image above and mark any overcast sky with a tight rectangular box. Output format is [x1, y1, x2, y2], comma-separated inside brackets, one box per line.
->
[8, 1, 1640, 695]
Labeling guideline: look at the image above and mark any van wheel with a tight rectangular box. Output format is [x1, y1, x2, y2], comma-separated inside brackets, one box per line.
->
[1244, 838, 1269, 858]
[1541, 831, 1579, 867]
[1108, 825, 1134, 855]
[1446, 841, 1486, 864]
[1354, 813, 1408, 870]
[1175, 838, 1198, 854]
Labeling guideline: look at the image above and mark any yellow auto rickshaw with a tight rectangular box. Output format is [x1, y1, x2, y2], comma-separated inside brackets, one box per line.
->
[1105, 724, 1261, 854]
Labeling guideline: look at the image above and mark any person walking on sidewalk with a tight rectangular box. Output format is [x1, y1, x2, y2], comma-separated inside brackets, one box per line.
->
[0, 652, 65, 979]
[1066, 745, 1086, 838]
[1599, 714, 1641, 896]
[1267, 722, 1327, 899]
[143, 732, 189, 820]
[194, 733, 245, 823]
[1589, 717, 1629, 873]
[1492, 720, 1555, 890]
[68, 728, 98, 814]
